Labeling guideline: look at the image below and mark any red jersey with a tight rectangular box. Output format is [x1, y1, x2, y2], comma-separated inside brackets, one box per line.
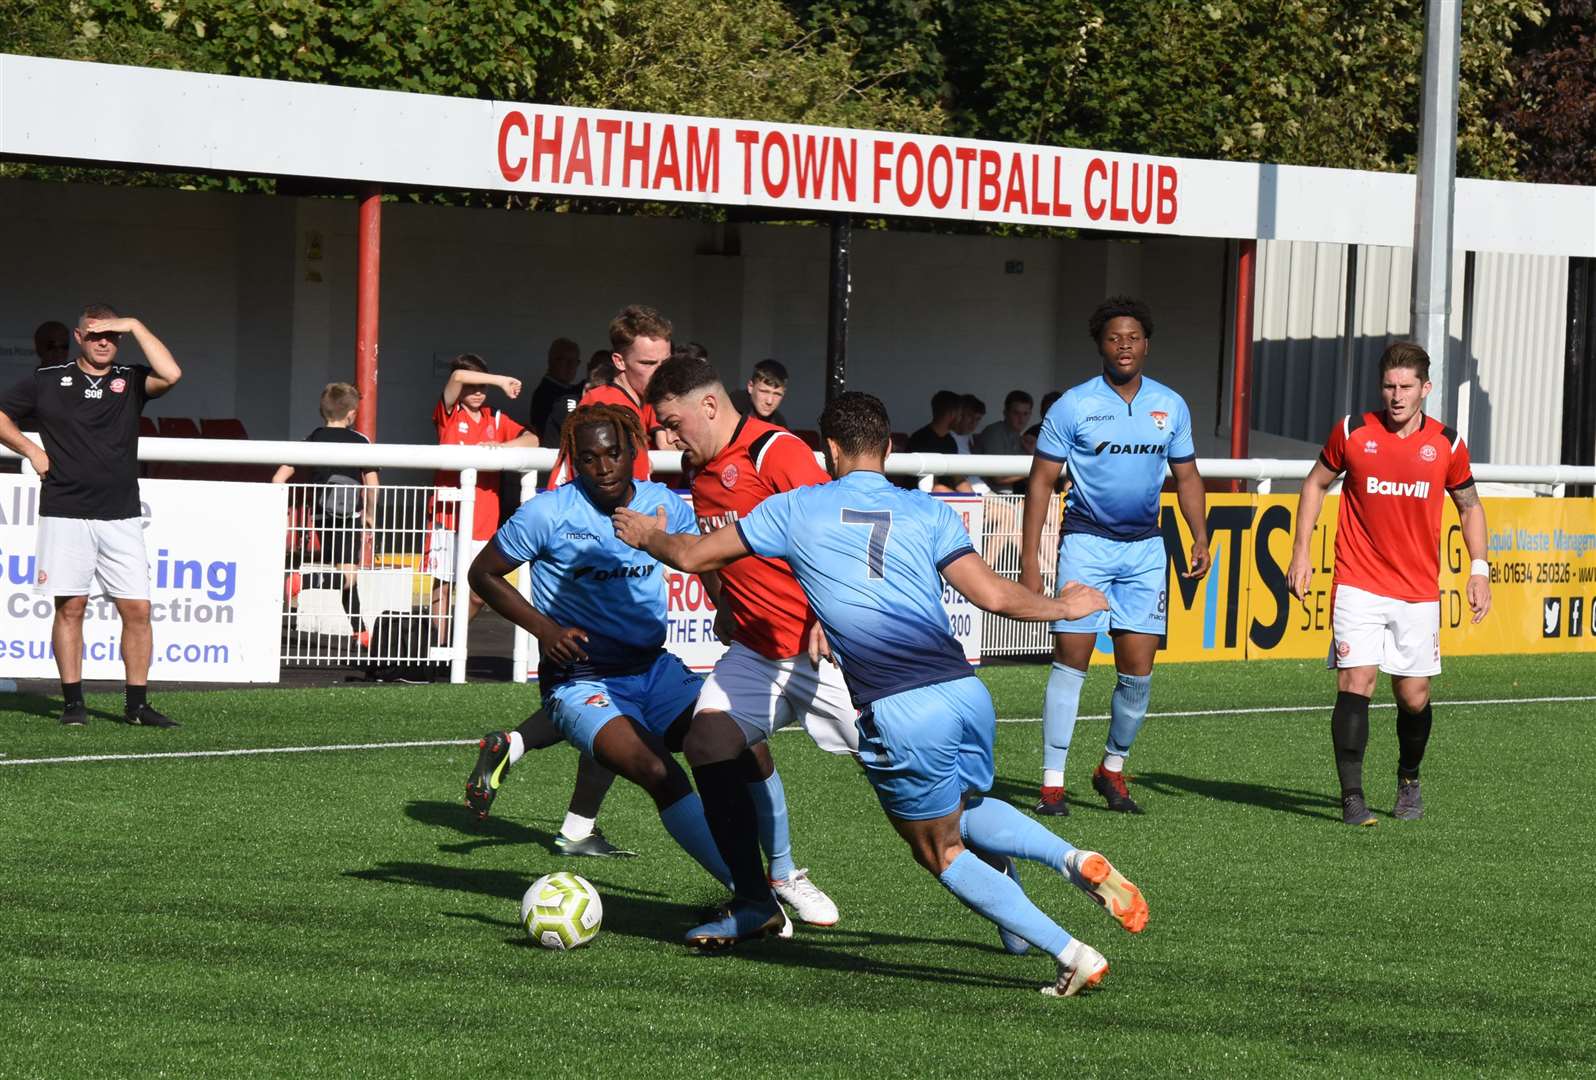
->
[1319, 412, 1474, 602]
[431, 399, 526, 541]
[548, 383, 657, 487]
[690, 416, 829, 659]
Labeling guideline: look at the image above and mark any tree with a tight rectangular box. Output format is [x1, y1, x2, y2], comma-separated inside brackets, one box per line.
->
[1494, 0, 1596, 183]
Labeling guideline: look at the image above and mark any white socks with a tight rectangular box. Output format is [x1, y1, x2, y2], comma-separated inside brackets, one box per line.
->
[1102, 753, 1126, 773]
[1042, 768, 1065, 787]
[506, 730, 526, 765]
[560, 812, 596, 842]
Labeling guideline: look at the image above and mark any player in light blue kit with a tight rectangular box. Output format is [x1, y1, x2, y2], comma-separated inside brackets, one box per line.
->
[616, 392, 1149, 996]
[1020, 297, 1211, 816]
[466, 403, 733, 890]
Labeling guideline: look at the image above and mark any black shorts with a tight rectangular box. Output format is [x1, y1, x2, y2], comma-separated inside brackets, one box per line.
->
[316, 520, 363, 566]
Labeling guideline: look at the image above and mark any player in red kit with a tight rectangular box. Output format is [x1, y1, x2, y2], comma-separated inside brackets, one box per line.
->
[641, 354, 859, 944]
[547, 305, 673, 486]
[1289, 342, 1491, 826]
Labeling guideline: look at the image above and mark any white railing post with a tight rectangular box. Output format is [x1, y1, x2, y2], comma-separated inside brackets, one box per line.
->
[1257, 477, 1272, 495]
[510, 470, 539, 685]
[449, 468, 478, 685]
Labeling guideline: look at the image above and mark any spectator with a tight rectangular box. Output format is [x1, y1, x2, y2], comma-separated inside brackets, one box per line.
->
[952, 394, 986, 453]
[528, 337, 584, 449]
[978, 390, 1034, 493]
[584, 349, 616, 391]
[731, 359, 790, 429]
[550, 305, 674, 484]
[427, 353, 539, 648]
[0, 304, 183, 727]
[273, 382, 379, 645]
[906, 389, 972, 492]
[33, 321, 70, 367]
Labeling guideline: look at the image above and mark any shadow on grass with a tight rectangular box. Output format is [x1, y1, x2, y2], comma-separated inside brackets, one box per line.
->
[402, 799, 566, 855]
[1, 690, 127, 725]
[986, 774, 1118, 815]
[347, 859, 1041, 990]
[1130, 771, 1340, 820]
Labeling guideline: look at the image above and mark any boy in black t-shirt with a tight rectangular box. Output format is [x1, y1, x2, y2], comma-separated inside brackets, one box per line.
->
[273, 383, 379, 643]
[0, 304, 183, 727]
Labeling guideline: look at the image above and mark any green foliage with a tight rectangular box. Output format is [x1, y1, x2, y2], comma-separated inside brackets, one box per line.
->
[1494, 1, 1596, 183]
[557, 0, 943, 135]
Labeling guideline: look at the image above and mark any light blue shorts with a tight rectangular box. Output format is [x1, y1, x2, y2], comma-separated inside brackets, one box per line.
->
[855, 676, 995, 821]
[547, 652, 703, 757]
[1049, 532, 1168, 635]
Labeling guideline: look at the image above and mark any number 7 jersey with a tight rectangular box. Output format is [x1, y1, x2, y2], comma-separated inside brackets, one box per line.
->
[734, 469, 978, 706]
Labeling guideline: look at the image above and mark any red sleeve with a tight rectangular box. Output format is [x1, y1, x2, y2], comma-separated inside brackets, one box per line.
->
[432, 398, 453, 441]
[1445, 435, 1474, 489]
[758, 432, 830, 492]
[496, 411, 526, 443]
[1319, 416, 1350, 474]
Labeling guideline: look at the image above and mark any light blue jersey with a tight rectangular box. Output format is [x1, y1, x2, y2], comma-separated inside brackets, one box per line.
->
[492, 478, 698, 687]
[1035, 374, 1195, 542]
[734, 470, 976, 706]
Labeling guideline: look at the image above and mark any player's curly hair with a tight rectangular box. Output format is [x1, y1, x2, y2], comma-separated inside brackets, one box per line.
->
[819, 391, 892, 459]
[558, 403, 647, 469]
[1087, 296, 1154, 342]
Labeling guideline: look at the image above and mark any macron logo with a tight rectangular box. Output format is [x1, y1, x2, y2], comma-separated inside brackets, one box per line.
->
[1366, 476, 1430, 499]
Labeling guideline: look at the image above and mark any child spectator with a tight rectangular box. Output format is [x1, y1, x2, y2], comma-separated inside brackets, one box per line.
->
[732, 358, 790, 429]
[427, 354, 539, 647]
[273, 383, 379, 645]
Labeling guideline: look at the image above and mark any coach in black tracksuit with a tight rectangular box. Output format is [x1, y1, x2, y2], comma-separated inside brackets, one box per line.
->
[0, 304, 184, 728]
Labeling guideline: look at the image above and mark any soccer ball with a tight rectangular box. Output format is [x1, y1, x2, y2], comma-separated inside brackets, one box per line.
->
[520, 872, 603, 950]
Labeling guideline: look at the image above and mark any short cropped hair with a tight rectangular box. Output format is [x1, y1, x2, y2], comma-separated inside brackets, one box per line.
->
[78, 302, 118, 327]
[587, 350, 616, 386]
[450, 353, 488, 374]
[609, 305, 673, 352]
[1379, 341, 1431, 381]
[961, 394, 986, 415]
[674, 341, 709, 362]
[821, 391, 893, 459]
[751, 359, 789, 388]
[930, 390, 963, 418]
[319, 382, 361, 421]
[1003, 389, 1033, 411]
[1087, 296, 1154, 342]
[646, 355, 721, 407]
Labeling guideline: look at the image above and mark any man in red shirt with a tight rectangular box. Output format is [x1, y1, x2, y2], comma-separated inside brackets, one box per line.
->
[1288, 342, 1491, 826]
[427, 354, 539, 647]
[639, 354, 859, 943]
[548, 305, 673, 486]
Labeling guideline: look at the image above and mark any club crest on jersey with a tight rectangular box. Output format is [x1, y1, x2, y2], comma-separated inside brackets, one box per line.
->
[720, 464, 739, 489]
[110, 378, 127, 394]
[1419, 443, 1437, 462]
[584, 693, 611, 708]
[1149, 410, 1168, 430]
[1335, 640, 1351, 658]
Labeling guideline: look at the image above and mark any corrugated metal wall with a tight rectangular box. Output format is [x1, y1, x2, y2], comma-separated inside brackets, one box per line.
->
[1250, 241, 1567, 463]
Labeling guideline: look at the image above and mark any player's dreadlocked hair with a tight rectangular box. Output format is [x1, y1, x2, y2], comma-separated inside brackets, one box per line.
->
[558, 403, 647, 469]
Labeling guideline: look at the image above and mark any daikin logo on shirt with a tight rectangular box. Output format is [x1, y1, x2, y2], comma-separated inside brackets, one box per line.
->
[1365, 476, 1431, 499]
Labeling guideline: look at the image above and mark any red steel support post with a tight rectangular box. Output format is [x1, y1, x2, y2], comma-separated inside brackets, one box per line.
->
[1229, 238, 1256, 491]
[355, 186, 382, 439]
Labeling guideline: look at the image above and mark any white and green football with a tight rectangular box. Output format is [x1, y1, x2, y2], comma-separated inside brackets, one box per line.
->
[520, 872, 603, 951]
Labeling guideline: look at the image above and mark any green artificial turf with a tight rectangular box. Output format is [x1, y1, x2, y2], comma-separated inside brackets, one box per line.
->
[2, 655, 1592, 1079]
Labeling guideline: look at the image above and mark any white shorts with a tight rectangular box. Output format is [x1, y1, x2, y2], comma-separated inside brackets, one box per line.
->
[34, 516, 150, 600]
[425, 529, 488, 584]
[695, 640, 860, 756]
[1329, 583, 1440, 678]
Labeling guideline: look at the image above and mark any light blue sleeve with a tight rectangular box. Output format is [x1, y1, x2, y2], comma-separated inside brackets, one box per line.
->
[1168, 396, 1196, 462]
[665, 490, 700, 535]
[931, 497, 979, 569]
[734, 487, 798, 561]
[1035, 395, 1074, 463]
[492, 492, 554, 566]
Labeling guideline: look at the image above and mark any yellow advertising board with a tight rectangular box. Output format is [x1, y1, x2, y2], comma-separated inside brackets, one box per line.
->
[1156, 494, 1596, 662]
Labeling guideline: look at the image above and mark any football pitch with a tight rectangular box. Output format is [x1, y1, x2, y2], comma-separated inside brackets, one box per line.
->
[3, 654, 1592, 1079]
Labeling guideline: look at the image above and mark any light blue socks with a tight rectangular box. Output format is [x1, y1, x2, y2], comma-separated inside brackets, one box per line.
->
[1042, 662, 1088, 784]
[747, 768, 795, 883]
[659, 792, 733, 889]
[960, 795, 1076, 875]
[938, 850, 1072, 958]
[1106, 672, 1152, 760]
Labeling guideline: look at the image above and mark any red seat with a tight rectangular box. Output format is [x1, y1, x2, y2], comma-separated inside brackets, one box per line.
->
[138, 416, 158, 437]
[157, 417, 201, 438]
[201, 418, 249, 439]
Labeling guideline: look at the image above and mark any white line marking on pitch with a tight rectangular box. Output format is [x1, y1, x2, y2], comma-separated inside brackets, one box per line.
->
[2, 695, 1592, 768]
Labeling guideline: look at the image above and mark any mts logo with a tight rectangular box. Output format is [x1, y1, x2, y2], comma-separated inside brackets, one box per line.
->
[1094, 442, 1164, 455]
[1366, 477, 1431, 498]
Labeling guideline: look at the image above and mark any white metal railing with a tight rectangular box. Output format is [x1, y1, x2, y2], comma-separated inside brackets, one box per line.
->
[4, 437, 1591, 674]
